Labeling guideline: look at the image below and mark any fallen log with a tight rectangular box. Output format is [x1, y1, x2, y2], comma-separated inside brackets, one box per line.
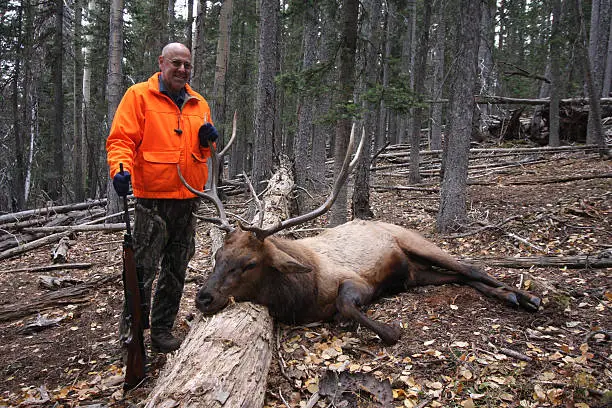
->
[22, 223, 127, 234]
[0, 231, 72, 261]
[0, 199, 107, 224]
[376, 144, 604, 159]
[461, 253, 612, 269]
[0, 263, 93, 274]
[145, 160, 294, 407]
[469, 172, 612, 186]
[0, 273, 118, 322]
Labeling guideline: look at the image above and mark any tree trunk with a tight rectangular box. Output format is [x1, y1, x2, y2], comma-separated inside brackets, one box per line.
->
[190, 0, 207, 91]
[106, 0, 124, 218]
[73, 0, 85, 202]
[574, 0, 609, 156]
[586, 0, 611, 144]
[50, 0, 65, 201]
[603, 14, 612, 97]
[437, 0, 481, 232]
[11, 3, 25, 211]
[294, 1, 319, 213]
[82, 0, 95, 198]
[329, 0, 359, 227]
[376, 4, 392, 153]
[352, 0, 381, 220]
[212, 0, 233, 126]
[252, 0, 279, 194]
[408, 1, 431, 184]
[144, 303, 273, 407]
[549, 0, 563, 147]
[185, 0, 194, 50]
[311, 0, 336, 182]
[430, 1, 447, 151]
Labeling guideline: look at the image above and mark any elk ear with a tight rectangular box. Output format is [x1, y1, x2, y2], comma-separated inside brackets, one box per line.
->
[268, 245, 312, 275]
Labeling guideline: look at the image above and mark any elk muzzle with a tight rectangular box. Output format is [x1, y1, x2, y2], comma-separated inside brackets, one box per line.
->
[195, 287, 229, 315]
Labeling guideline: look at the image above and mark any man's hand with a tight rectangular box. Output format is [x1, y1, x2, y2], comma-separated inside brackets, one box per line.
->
[113, 171, 131, 197]
[199, 123, 219, 145]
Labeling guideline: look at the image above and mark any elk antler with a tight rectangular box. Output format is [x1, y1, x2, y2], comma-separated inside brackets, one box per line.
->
[178, 112, 237, 232]
[242, 123, 365, 240]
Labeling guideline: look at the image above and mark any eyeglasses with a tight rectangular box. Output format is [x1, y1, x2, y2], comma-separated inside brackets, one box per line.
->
[168, 59, 192, 70]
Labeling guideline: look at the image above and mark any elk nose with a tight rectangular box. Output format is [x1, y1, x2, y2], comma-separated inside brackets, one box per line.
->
[196, 291, 213, 312]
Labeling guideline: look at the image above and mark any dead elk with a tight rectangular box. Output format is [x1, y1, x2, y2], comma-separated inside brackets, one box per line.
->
[180, 122, 541, 345]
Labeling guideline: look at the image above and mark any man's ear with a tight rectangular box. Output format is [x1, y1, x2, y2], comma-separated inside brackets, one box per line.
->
[267, 244, 312, 275]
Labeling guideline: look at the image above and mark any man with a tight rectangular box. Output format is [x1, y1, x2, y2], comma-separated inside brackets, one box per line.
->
[106, 43, 219, 352]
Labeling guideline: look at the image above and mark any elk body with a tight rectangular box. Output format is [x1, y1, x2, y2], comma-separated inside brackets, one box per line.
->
[196, 220, 541, 345]
[180, 119, 541, 345]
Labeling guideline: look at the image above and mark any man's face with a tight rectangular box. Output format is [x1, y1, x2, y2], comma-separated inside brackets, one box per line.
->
[158, 45, 192, 93]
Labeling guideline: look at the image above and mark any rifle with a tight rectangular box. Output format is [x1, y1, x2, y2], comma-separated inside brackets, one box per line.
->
[120, 163, 146, 390]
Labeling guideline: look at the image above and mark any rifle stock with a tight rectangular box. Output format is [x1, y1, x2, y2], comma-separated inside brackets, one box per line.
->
[120, 163, 146, 390]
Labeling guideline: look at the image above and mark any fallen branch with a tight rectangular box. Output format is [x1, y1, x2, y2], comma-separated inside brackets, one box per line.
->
[22, 223, 127, 234]
[460, 253, 612, 269]
[469, 173, 612, 186]
[499, 347, 533, 362]
[1, 263, 93, 274]
[371, 184, 439, 193]
[0, 199, 107, 224]
[0, 231, 72, 261]
[0, 273, 118, 322]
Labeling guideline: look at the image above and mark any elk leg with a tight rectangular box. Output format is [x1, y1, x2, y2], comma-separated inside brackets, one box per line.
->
[459, 266, 541, 311]
[336, 281, 401, 345]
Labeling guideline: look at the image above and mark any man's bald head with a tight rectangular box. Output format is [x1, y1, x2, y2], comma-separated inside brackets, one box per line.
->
[161, 43, 191, 58]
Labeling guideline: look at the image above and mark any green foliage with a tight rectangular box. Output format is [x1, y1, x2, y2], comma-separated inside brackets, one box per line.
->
[275, 61, 335, 97]
[363, 74, 424, 114]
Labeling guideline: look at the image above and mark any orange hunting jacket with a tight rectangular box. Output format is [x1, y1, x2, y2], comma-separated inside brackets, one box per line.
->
[106, 73, 213, 199]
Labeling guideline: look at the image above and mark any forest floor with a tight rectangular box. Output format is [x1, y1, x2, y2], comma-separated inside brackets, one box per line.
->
[0, 147, 610, 408]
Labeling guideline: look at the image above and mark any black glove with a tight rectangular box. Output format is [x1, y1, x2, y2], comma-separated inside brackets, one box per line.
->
[113, 171, 131, 197]
[199, 123, 219, 145]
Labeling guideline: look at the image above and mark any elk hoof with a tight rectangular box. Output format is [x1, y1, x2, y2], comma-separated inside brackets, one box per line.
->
[518, 294, 541, 312]
[505, 292, 520, 309]
[379, 323, 401, 345]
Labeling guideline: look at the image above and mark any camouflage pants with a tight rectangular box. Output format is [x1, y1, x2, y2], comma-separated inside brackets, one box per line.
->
[120, 198, 198, 340]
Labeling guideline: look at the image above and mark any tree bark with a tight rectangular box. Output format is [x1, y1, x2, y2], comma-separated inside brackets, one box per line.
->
[0, 274, 117, 323]
[294, 1, 319, 213]
[352, 0, 381, 220]
[329, 0, 359, 226]
[252, 0, 279, 194]
[548, 0, 562, 147]
[73, 0, 85, 201]
[144, 303, 273, 407]
[106, 0, 124, 217]
[430, 1, 447, 151]
[461, 254, 612, 269]
[574, 0, 608, 155]
[437, 0, 482, 232]
[49, 0, 65, 201]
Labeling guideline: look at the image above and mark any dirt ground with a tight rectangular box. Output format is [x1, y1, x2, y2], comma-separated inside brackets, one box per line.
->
[0, 149, 610, 407]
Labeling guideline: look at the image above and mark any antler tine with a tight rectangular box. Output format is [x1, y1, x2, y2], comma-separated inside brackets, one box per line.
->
[219, 111, 237, 157]
[243, 122, 363, 240]
[177, 114, 239, 233]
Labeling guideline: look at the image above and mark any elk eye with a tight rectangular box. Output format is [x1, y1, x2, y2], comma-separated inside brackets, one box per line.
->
[244, 262, 257, 272]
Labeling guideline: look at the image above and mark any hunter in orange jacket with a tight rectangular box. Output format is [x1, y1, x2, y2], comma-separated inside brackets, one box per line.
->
[106, 72, 213, 199]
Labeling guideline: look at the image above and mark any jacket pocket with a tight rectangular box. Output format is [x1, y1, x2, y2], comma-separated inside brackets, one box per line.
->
[140, 150, 181, 192]
[190, 152, 210, 188]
